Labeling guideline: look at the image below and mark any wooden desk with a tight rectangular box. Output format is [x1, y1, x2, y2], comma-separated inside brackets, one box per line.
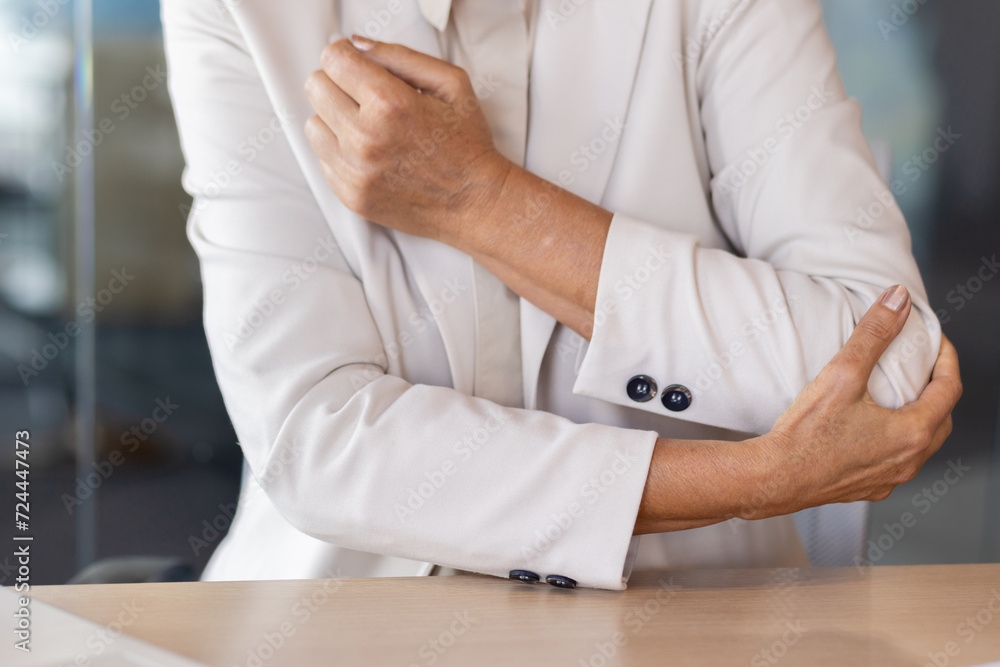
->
[30, 565, 1000, 666]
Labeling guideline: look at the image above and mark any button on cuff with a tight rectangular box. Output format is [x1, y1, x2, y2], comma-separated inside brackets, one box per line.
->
[545, 575, 577, 589]
[626, 375, 657, 403]
[662, 385, 692, 412]
[509, 569, 541, 584]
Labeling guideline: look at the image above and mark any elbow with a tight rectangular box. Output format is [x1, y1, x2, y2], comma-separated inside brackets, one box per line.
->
[246, 372, 406, 546]
[256, 444, 351, 544]
[867, 300, 941, 409]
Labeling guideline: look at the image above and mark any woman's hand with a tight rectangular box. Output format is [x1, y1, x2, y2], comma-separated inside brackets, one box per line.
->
[303, 36, 511, 246]
[635, 285, 962, 535]
[305, 36, 616, 340]
[746, 285, 961, 518]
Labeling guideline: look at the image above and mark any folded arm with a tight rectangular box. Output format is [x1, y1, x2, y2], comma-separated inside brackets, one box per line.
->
[309, 1, 941, 436]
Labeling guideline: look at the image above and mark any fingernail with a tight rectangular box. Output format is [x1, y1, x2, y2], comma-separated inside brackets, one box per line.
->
[880, 285, 910, 312]
[350, 34, 376, 51]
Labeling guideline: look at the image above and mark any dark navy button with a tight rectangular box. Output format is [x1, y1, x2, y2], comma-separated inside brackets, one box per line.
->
[661, 385, 692, 412]
[509, 570, 541, 584]
[545, 575, 577, 589]
[626, 375, 657, 403]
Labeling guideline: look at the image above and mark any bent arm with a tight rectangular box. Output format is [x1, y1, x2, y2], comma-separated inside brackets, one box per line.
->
[476, 0, 938, 434]
[572, 0, 940, 434]
[330, 0, 940, 436]
[163, 0, 726, 590]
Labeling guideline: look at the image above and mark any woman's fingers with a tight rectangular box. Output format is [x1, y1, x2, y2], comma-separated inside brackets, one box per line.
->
[304, 114, 342, 164]
[319, 38, 409, 108]
[898, 333, 962, 434]
[304, 70, 359, 137]
[348, 35, 469, 103]
[821, 285, 912, 400]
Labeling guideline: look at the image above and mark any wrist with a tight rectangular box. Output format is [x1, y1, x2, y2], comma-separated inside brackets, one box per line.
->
[447, 150, 517, 252]
[736, 434, 788, 521]
[636, 436, 785, 531]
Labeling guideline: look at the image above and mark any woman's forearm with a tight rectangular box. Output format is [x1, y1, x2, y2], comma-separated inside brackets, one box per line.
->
[633, 437, 773, 535]
[447, 160, 611, 341]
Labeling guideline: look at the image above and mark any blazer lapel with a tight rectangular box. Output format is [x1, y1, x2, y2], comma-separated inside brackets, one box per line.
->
[231, 0, 480, 395]
[520, 0, 655, 408]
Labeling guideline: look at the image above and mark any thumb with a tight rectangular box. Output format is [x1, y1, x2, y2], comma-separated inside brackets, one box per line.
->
[349, 35, 466, 102]
[828, 285, 912, 393]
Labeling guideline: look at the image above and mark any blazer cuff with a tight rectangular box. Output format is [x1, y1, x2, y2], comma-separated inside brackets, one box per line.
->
[573, 212, 720, 427]
[504, 425, 659, 591]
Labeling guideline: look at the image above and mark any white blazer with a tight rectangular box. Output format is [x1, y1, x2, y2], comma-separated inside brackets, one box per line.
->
[161, 0, 939, 590]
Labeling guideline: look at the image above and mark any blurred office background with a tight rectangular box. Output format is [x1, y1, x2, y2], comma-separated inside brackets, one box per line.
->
[0, 0, 996, 584]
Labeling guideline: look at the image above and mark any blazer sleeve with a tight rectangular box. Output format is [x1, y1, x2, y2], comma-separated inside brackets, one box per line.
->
[160, 0, 657, 590]
[572, 0, 941, 435]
